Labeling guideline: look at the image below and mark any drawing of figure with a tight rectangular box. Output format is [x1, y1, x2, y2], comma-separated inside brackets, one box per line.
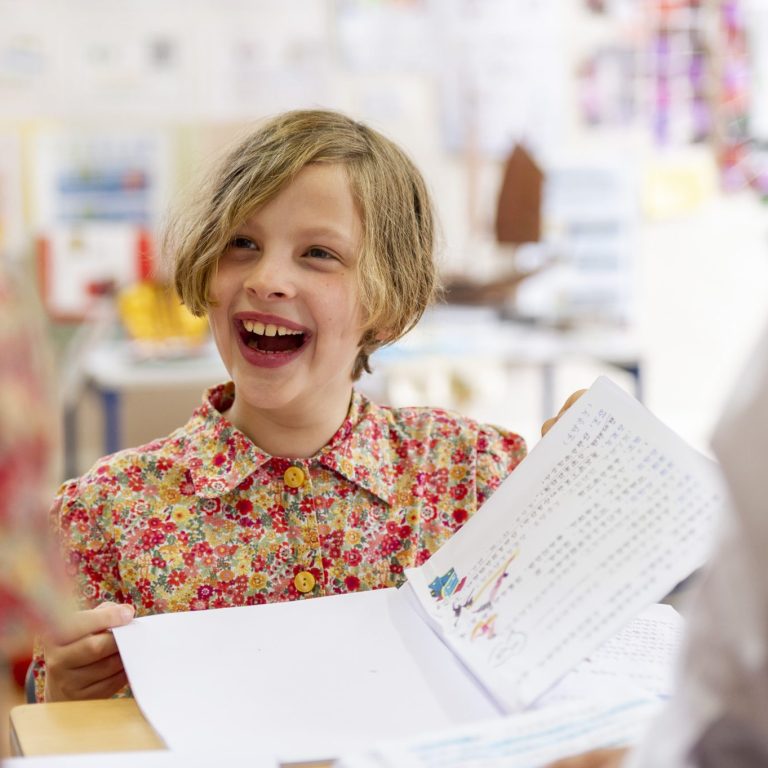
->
[428, 567, 463, 600]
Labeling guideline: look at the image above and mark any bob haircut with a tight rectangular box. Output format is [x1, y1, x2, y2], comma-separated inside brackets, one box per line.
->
[167, 109, 439, 380]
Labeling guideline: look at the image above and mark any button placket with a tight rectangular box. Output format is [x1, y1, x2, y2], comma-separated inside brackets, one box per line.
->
[282, 462, 323, 596]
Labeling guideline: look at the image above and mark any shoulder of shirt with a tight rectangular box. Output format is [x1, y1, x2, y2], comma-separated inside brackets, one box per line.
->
[55, 412, 203, 499]
[361, 397, 511, 444]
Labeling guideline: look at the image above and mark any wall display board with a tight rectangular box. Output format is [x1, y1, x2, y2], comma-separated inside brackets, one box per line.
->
[0, 0, 332, 121]
[38, 224, 150, 321]
[335, 0, 570, 159]
[0, 132, 24, 257]
[434, 0, 570, 160]
[336, 0, 436, 73]
[577, 1, 712, 145]
[0, 0, 60, 119]
[31, 128, 172, 228]
[579, 0, 768, 197]
[0, 0, 195, 120]
[31, 127, 171, 319]
[201, 0, 334, 120]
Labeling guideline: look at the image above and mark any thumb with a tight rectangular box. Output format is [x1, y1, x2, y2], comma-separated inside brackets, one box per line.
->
[51, 602, 135, 645]
[96, 601, 135, 622]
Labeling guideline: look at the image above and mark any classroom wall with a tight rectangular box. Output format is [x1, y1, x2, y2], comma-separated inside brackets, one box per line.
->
[1, 0, 767, 468]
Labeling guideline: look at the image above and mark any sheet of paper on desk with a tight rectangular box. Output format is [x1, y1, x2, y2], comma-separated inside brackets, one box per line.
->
[114, 586, 499, 762]
[537, 602, 683, 707]
[404, 376, 722, 711]
[337, 696, 663, 768]
[4, 752, 274, 767]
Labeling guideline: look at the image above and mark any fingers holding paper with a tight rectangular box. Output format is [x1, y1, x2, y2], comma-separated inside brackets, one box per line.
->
[541, 389, 588, 437]
[43, 601, 134, 701]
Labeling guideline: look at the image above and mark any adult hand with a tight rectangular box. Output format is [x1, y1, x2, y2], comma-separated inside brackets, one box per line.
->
[546, 747, 629, 768]
[541, 389, 587, 436]
[43, 601, 135, 701]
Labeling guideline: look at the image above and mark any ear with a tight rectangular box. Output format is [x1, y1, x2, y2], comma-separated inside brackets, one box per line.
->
[374, 329, 392, 342]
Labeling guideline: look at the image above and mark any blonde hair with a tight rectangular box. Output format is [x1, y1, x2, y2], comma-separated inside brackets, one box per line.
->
[167, 109, 439, 379]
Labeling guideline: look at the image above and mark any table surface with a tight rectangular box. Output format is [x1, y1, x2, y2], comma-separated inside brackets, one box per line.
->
[9, 699, 164, 757]
[9, 699, 332, 766]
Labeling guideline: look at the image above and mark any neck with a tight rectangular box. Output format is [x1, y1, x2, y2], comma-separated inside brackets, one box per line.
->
[226, 388, 354, 459]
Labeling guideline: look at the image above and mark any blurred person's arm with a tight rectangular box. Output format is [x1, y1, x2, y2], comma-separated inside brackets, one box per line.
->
[0, 268, 68, 658]
[34, 482, 134, 701]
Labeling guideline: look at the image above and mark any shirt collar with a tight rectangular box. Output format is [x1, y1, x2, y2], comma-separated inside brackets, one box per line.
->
[316, 390, 395, 507]
[184, 383, 271, 498]
[183, 384, 394, 506]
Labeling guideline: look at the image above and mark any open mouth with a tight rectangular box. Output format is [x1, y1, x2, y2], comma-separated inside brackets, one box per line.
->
[237, 319, 307, 354]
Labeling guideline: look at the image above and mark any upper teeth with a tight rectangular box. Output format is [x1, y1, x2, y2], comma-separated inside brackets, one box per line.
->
[242, 320, 302, 337]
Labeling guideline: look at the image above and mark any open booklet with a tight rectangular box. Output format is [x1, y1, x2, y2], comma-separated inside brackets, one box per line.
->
[113, 377, 724, 761]
[401, 376, 722, 711]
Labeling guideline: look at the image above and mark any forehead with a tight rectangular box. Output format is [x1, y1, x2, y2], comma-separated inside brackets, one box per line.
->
[240, 163, 363, 244]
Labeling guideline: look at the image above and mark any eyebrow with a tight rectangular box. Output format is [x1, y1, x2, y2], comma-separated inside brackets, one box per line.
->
[294, 226, 357, 247]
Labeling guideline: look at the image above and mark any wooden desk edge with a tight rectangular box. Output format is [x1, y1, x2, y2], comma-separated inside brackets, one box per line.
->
[9, 699, 165, 757]
[10, 699, 333, 766]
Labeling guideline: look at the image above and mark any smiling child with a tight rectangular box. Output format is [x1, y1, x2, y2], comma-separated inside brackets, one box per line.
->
[36, 109, 533, 702]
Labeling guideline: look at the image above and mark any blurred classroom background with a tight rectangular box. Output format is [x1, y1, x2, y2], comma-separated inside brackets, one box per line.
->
[2, 1, 768, 527]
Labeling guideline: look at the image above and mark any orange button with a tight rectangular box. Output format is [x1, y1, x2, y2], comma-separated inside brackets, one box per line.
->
[294, 571, 316, 593]
[284, 466, 305, 488]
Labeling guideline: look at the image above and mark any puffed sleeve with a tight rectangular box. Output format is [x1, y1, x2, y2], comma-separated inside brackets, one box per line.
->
[475, 424, 527, 507]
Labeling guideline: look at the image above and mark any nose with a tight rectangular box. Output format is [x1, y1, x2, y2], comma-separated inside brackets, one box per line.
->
[242, 249, 297, 301]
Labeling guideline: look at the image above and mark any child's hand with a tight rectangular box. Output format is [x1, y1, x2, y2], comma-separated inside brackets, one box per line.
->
[43, 601, 134, 701]
[546, 747, 629, 767]
[541, 390, 587, 436]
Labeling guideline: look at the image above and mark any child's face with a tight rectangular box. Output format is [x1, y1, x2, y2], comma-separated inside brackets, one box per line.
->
[208, 163, 365, 430]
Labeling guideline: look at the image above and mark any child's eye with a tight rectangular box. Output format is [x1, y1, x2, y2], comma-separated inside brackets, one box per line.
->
[306, 247, 336, 261]
[228, 236, 257, 250]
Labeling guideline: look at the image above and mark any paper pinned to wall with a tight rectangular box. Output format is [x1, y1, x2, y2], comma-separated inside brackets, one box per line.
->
[435, 0, 569, 158]
[336, 0, 436, 73]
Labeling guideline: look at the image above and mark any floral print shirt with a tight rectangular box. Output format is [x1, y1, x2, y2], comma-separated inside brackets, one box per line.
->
[35, 382, 526, 698]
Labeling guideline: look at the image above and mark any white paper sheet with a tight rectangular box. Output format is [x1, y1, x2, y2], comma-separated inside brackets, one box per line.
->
[337, 696, 663, 768]
[537, 603, 683, 707]
[405, 376, 722, 711]
[114, 587, 499, 762]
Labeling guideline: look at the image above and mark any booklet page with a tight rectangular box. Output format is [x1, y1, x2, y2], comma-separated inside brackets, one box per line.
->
[405, 377, 723, 710]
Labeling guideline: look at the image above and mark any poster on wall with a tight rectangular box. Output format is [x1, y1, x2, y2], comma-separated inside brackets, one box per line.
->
[202, 0, 336, 120]
[336, 0, 435, 73]
[31, 126, 172, 319]
[0, 0, 60, 119]
[53, 0, 197, 119]
[0, 132, 25, 259]
[434, 0, 569, 159]
[37, 224, 151, 320]
[0, 0, 198, 120]
[31, 127, 172, 229]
